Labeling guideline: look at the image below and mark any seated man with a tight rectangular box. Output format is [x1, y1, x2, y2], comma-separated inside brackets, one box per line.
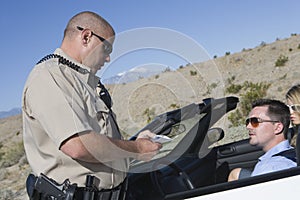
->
[228, 99, 297, 181]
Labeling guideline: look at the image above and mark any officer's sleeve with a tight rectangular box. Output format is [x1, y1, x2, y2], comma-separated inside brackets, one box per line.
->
[24, 67, 92, 148]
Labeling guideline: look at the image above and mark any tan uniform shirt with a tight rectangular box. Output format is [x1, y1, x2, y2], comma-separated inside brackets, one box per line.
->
[22, 48, 128, 188]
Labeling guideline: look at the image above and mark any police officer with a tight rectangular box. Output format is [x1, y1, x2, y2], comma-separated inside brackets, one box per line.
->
[22, 11, 162, 199]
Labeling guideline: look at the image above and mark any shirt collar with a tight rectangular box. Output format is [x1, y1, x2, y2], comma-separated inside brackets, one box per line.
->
[259, 140, 292, 161]
[54, 48, 91, 73]
[54, 48, 100, 89]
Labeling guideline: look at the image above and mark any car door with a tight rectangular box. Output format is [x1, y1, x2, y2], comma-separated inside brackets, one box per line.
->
[214, 138, 264, 183]
[126, 96, 240, 200]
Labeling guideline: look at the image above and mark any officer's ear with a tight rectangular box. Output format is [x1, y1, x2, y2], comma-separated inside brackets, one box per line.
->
[80, 29, 92, 45]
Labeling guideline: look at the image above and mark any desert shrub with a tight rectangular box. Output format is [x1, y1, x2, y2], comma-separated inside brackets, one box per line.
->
[298, 44, 300, 49]
[275, 55, 288, 67]
[169, 103, 180, 109]
[225, 52, 231, 56]
[0, 143, 4, 160]
[227, 82, 271, 127]
[226, 76, 242, 94]
[227, 76, 236, 84]
[226, 84, 243, 94]
[203, 82, 219, 96]
[155, 75, 159, 79]
[208, 82, 218, 90]
[190, 70, 197, 76]
[143, 108, 156, 123]
[0, 141, 25, 167]
[277, 87, 283, 92]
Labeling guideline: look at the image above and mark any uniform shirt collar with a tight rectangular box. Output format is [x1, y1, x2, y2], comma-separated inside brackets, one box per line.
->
[54, 48, 100, 89]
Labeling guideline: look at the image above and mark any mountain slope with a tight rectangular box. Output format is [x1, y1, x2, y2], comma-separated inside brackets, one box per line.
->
[0, 108, 22, 119]
[109, 34, 300, 135]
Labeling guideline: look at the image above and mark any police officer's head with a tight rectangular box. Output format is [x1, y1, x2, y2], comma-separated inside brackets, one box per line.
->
[61, 11, 115, 73]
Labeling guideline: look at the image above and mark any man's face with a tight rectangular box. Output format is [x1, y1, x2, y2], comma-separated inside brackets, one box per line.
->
[81, 30, 114, 73]
[82, 44, 110, 73]
[247, 106, 278, 151]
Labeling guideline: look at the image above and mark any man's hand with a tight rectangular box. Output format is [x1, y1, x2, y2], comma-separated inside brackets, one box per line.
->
[135, 130, 162, 161]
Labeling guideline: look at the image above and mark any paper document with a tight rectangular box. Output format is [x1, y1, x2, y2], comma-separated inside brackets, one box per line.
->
[151, 135, 172, 144]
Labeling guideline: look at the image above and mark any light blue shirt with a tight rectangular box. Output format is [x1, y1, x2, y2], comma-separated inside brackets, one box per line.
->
[251, 140, 297, 177]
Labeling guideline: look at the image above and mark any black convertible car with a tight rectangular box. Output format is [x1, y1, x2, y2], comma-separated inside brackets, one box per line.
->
[126, 96, 300, 200]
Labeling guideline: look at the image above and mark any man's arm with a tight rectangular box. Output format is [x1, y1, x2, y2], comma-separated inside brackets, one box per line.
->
[60, 130, 162, 163]
[228, 168, 241, 182]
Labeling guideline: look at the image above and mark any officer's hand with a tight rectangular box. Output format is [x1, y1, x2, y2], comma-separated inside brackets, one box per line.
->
[135, 130, 162, 161]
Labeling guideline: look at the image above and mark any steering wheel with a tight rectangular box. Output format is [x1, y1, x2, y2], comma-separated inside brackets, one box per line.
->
[150, 159, 195, 197]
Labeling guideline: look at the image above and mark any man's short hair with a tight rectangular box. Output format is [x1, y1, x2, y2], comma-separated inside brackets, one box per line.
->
[252, 99, 290, 137]
[64, 11, 115, 39]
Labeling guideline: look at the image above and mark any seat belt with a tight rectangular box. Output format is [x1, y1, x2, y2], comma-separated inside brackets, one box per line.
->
[273, 149, 297, 163]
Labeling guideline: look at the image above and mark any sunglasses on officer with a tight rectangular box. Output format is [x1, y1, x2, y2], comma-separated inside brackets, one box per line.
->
[287, 104, 300, 112]
[245, 117, 279, 128]
[77, 26, 113, 55]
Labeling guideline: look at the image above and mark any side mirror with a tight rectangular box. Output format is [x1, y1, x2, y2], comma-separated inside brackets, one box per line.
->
[199, 127, 224, 158]
[207, 127, 224, 145]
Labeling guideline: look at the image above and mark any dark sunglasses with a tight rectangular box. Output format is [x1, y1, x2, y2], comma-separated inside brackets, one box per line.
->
[287, 104, 300, 112]
[245, 117, 279, 128]
[77, 26, 113, 55]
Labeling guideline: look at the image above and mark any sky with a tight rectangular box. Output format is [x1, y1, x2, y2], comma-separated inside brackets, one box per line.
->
[1, 0, 300, 112]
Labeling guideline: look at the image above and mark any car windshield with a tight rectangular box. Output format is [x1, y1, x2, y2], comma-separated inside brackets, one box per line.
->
[134, 112, 207, 167]
[129, 97, 239, 168]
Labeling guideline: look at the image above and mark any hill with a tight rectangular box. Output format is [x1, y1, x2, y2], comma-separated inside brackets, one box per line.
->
[1, 34, 300, 199]
[109, 34, 300, 136]
[0, 108, 21, 119]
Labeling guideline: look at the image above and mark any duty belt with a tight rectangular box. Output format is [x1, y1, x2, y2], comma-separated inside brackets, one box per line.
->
[75, 184, 124, 200]
[26, 173, 127, 200]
